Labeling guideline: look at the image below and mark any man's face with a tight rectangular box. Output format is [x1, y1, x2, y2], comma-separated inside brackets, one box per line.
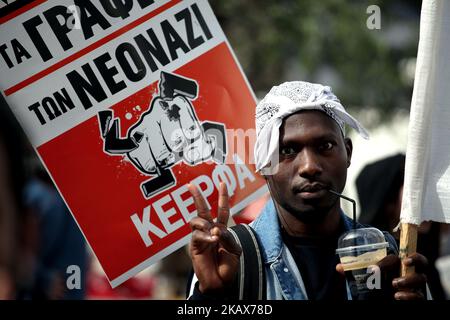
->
[266, 110, 352, 222]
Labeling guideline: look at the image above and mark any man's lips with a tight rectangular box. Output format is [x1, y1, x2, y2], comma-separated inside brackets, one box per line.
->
[294, 182, 328, 193]
[293, 183, 329, 200]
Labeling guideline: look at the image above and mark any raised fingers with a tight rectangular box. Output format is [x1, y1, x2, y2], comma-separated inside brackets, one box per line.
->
[217, 182, 230, 226]
[188, 183, 213, 223]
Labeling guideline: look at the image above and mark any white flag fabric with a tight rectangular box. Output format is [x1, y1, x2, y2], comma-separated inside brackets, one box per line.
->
[401, 0, 450, 224]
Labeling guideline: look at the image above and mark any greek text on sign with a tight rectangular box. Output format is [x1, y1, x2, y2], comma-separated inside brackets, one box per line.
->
[0, 0, 266, 287]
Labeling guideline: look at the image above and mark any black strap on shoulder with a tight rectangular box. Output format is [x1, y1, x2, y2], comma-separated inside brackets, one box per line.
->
[229, 224, 266, 300]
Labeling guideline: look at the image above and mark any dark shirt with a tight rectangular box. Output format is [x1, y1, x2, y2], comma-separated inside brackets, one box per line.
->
[281, 221, 347, 301]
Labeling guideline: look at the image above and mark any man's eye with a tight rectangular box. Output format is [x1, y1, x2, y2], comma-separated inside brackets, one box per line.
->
[280, 146, 297, 155]
[319, 142, 334, 151]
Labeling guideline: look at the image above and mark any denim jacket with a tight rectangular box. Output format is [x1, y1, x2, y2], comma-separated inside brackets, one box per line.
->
[188, 199, 399, 300]
[249, 199, 399, 300]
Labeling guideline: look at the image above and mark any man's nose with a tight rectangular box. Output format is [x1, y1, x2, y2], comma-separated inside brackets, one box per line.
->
[297, 149, 322, 178]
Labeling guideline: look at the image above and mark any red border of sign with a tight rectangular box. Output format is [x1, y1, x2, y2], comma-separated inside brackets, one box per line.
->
[0, 0, 47, 25]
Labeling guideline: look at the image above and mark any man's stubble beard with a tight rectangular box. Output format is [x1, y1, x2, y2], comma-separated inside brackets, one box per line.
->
[279, 195, 340, 224]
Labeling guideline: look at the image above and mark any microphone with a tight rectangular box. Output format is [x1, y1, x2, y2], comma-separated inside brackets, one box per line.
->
[328, 189, 357, 230]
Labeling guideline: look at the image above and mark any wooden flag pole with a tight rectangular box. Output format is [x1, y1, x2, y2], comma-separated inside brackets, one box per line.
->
[399, 223, 418, 276]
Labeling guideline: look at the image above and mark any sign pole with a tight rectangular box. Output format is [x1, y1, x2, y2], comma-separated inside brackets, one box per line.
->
[399, 223, 418, 276]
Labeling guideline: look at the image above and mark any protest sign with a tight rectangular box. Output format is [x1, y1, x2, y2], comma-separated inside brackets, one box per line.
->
[0, 0, 266, 287]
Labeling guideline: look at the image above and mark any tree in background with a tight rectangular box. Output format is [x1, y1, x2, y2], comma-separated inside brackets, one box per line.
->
[210, 0, 421, 124]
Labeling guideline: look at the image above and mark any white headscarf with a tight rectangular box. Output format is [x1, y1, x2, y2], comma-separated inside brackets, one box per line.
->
[254, 81, 369, 173]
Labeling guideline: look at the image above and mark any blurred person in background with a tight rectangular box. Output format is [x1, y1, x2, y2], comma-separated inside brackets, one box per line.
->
[356, 153, 446, 300]
[24, 165, 88, 300]
[1, 95, 88, 299]
[0, 96, 36, 299]
[157, 246, 192, 299]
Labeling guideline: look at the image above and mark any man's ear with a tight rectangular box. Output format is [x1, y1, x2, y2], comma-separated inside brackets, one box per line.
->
[344, 138, 353, 168]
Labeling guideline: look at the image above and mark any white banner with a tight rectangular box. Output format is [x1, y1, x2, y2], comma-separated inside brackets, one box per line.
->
[401, 0, 450, 224]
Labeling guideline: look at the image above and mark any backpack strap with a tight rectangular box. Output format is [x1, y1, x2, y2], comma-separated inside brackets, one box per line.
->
[229, 224, 265, 300]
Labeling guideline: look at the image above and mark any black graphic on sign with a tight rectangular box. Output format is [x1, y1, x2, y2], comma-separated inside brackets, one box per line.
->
[98, 72, 227, 198]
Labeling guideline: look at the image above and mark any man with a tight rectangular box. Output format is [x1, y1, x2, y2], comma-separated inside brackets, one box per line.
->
[187, 81, 428, 300]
